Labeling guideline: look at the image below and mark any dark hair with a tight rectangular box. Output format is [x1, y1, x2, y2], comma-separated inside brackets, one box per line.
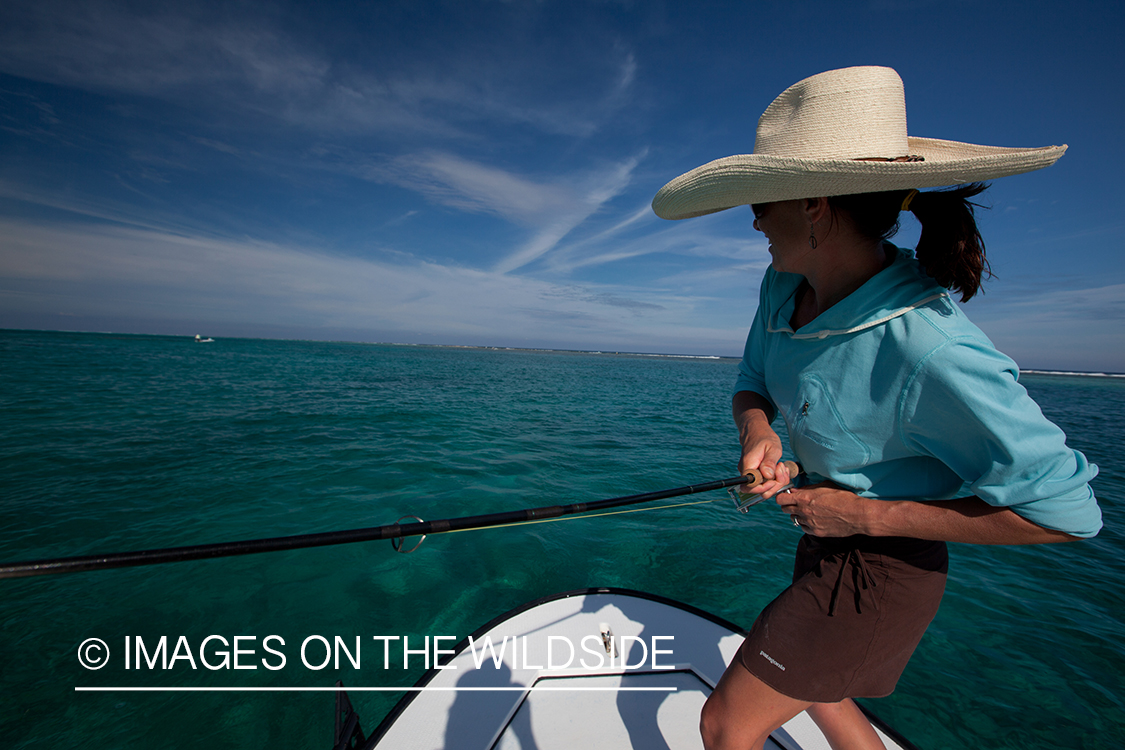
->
[827, 183, 992, 302]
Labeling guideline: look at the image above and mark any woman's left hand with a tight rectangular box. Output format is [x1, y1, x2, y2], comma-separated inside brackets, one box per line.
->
[774, 482, 875, 537]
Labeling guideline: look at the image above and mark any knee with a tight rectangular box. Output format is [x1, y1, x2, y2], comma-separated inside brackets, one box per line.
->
[699, 693, 727, 749]
[807, 699, 885, 750]
[700, 693, 756, 750]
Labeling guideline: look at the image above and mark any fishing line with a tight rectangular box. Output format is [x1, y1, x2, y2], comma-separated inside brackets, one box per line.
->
[442, 497, 724, 534]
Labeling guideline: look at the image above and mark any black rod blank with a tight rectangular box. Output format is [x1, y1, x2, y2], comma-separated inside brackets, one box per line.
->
[0, 474, 758, 580]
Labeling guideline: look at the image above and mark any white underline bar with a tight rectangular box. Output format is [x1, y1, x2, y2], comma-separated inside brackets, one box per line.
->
[75, 686, 678, 692]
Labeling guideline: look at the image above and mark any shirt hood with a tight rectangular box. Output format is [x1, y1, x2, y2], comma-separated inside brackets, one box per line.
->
[766, 244, 950, 339]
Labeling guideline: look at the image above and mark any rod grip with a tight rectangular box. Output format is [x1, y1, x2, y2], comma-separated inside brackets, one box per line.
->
[742, 460, 800, 487]
[741, 468, 763, 486]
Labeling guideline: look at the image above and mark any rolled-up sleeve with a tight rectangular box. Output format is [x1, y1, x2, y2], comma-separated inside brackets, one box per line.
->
[899, 337, 1102, 538]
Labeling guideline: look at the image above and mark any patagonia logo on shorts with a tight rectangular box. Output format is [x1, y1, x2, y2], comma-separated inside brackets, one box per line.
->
[759, 650, 786, 671]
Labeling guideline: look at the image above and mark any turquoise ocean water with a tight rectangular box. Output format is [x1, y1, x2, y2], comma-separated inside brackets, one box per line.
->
[1, 329, 1122, 748]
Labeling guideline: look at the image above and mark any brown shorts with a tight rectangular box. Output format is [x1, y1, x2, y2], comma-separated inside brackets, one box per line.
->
[738, 534, 948, 703]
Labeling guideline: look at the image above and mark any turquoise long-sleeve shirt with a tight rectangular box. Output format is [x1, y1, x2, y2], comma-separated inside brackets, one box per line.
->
[734, 245, 1102, 538]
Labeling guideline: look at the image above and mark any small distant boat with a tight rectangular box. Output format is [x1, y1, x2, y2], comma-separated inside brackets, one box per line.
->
[194, 335, 214, 343]
[334, 588, 918, 750]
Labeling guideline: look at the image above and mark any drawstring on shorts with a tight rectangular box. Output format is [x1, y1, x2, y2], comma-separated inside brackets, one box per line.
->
[827, 547, 879, 616]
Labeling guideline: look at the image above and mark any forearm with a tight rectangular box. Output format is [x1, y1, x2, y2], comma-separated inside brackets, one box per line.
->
[866, 497, 1080, 545]
[732, 390, 775, 442]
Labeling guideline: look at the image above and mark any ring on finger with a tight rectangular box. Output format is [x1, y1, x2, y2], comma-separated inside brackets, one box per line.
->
[791, 515, 801, 528]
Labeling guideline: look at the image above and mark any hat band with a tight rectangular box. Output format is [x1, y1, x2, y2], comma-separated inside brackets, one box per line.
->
[854, 154, 926, 162]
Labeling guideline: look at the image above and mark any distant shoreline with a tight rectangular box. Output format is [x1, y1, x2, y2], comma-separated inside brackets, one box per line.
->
[391, 342, 736, 361]
[1021, 370, 1125, 379]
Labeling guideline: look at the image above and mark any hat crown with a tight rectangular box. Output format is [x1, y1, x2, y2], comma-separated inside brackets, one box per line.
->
[754, 66, 909, 160]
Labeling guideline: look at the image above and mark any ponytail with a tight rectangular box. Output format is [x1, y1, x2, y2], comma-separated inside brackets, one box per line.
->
[908, 183, 991, 302]
[828, 182, 992, 302]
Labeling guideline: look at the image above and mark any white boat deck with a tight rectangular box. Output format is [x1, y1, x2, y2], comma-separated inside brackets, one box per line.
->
[368, 589, 912, 750]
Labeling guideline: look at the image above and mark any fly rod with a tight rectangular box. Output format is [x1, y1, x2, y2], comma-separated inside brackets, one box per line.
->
[0, 463, 799, 580]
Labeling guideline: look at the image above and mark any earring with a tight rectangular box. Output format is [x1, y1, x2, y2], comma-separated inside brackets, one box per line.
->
[809, 224, 817, 249]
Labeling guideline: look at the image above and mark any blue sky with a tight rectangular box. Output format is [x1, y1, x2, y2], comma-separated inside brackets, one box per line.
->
[1, 0, 1122, 371]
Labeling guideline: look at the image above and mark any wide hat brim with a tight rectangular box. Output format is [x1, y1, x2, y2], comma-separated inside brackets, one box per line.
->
[652, 136, 1067, 220]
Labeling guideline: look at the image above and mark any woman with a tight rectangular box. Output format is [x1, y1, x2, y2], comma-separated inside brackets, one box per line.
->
[652, 67, 1102, 750]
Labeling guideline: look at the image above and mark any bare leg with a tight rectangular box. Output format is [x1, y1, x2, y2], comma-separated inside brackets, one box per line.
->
[807, 699, 887, 750]
[700, 661, 811, 750]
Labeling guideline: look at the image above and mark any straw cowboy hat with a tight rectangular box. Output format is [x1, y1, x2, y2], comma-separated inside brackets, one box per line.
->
[651, 66, 1066, 220]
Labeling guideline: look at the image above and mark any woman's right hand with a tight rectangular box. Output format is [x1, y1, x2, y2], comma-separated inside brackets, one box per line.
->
[733, 391, 791, 499]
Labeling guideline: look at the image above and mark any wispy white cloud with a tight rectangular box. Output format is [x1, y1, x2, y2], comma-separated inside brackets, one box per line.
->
[0, 178, 222, 240]
[0, 2, 465, 137]
[0, 3, 325, 98]
[374, 152, 575, 225]
[547, 211, 764, 275]
[369, 150, 646, 273]
[493, 154, 644, 274]
[471, 51, 640, 138]
[614, 52, 638, 98]
[0, 88, 62, 140]
[0, 1, 639, 140]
